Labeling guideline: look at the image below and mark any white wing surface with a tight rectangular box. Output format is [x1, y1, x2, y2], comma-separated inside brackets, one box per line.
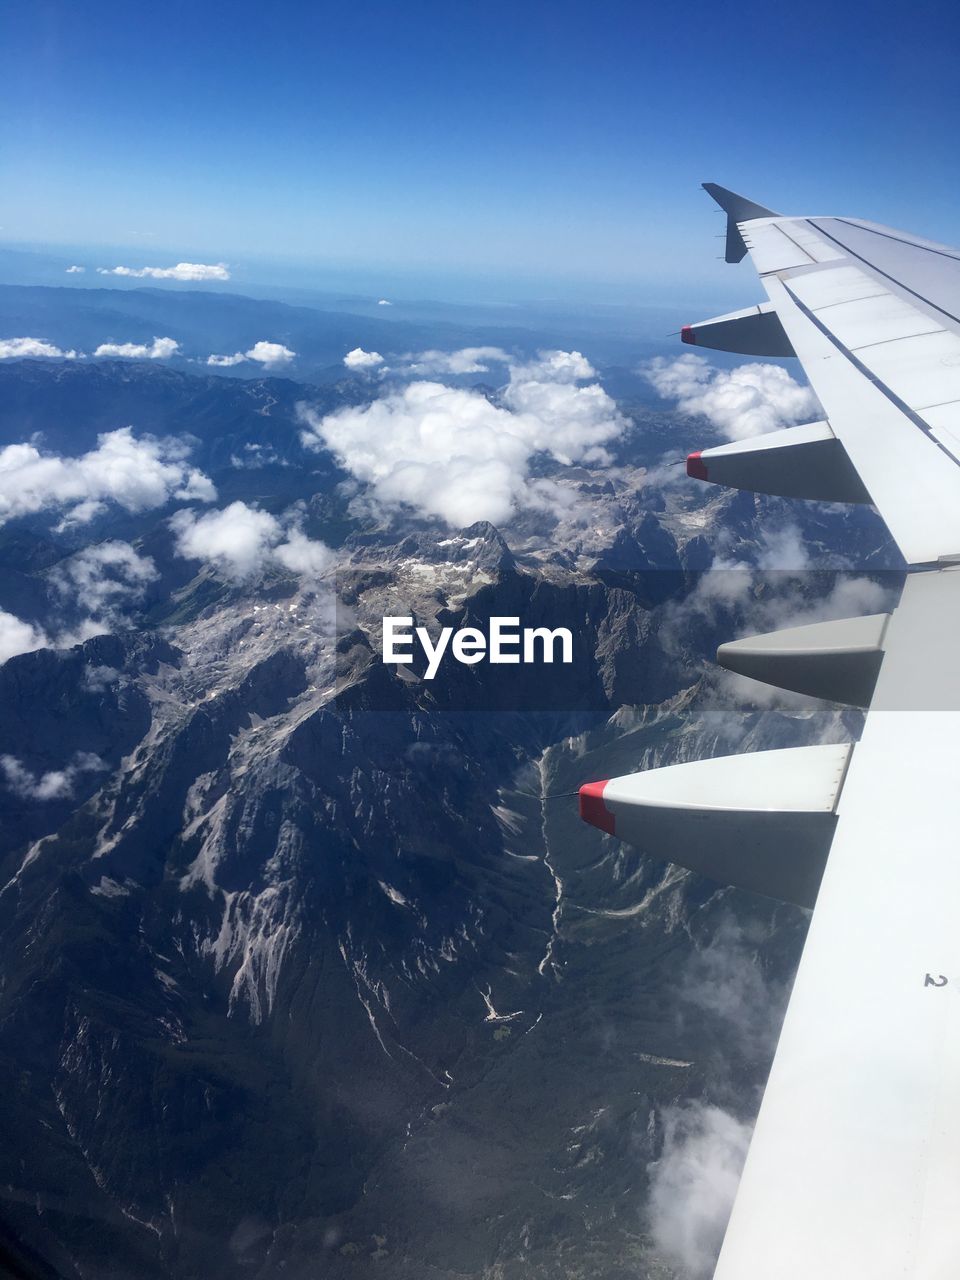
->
[704, 183, 960, 566]
[707, 187, 960, 1278]
[580, 186, 960, 1277]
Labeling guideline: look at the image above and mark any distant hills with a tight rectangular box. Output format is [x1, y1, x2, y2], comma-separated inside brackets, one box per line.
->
[0, 282, 689, 384]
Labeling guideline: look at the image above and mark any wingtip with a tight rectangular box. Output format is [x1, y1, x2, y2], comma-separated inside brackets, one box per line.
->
[701, 182, 779, 220]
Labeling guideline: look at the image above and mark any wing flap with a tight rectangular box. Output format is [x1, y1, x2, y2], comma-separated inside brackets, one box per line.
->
[681, 303, 795, 356]
[717, 613, 889, 708]
[687, 420, 870, 504]
[579, 745, 851, 909]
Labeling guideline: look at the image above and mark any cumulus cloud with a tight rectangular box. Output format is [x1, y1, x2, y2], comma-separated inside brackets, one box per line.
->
[298, 349, 627, 527]
[65, 265, 85, 274]
[97, 262, 230, 281]
[0, 337, 79, 360]
[0, 427, 215, 528]
[52, 541, 158, 617]
[0, 609, 110, 667]
[646, 354, 820, 441]
[246, 341, 295, 366]
[94, 336, 179, 360]
[377, 299, 392, 306]
[1, 751, 107, 801]
[405, 346, 511, 375]
[207, 341, 296, 368]
[271, 528, 335, 575]
[647, 1101, 753, 1279]
[0, 610, 49, 664]
[170, 501, 333, 582]
[513, 349, 596, 382]
[501, 352, 617, 465]
[343, 347, 385, 371]
[170, 502, 278, 580]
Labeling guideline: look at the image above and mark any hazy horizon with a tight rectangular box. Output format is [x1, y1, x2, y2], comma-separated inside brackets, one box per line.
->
[5, 0, 959, 305]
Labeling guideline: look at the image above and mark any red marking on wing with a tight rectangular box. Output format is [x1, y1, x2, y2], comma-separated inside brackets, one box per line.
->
[686, 450, 709, 481]
[578, 780, 615, 835]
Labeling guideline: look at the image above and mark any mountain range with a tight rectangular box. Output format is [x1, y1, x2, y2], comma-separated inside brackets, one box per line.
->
[0, 351, 895, 1279]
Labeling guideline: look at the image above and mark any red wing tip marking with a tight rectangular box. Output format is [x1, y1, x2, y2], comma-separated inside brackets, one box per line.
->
[680, 324, 696, 345]
[686, 450, 709, 481]
[578, 780, 615, 835]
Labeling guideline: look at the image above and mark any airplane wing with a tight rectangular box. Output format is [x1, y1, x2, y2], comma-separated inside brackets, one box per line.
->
[580, 186, 960, 1277]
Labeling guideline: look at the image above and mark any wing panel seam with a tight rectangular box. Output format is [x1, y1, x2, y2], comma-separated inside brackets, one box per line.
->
[916, 398, 960, 413]
[769, 223, 820, 265]
[832, 217, 960, 264]
[811, 291, 890, 313]
[848, 328, 945, 353]
[805, 220, 960, 329]
[780, 279, 960, 468]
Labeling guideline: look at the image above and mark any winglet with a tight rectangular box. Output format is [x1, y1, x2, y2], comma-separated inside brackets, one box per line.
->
[703, 182, 779, 264]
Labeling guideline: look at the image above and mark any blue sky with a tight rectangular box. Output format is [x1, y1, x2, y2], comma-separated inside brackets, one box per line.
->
[3, 0, 960, 300]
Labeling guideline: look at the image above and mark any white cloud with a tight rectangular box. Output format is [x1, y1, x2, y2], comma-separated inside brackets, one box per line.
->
[83, 665, 121, 693]
[94, 336, 179, 360]
[513, 349, 596, 382]
[645, 353, 820, 440]
[0, 608, 109, 666]
[297, 349, 627, 527]
[344, 347, 385, 371]
[170, 501, 333, 582]
[1, 751, 107, 801]
[301, 384, 535, 527]
[206, 341, 296, 368]
[644, 917, 810, 1277]
[228, 442, 285, 470]
[754, 522, 811, 573]
[377, 299, 392, 306]
[406, 346, 510, 375]
[647, 1102, 753, 1280]
[52, 541, 158, 616]
[682, 917, 789, 1057]
[687, 559, 890, 635]
[0, 427, 215, 527]
[97, 262, 230, 281]
[0, 337, 79, 360]
[65, 265, 85, 274]
[736, 573, 893, 656]
[246, 341, 295, 366]
[207, 352, 247, 367]
[501, 352, 617, 466]
[271, 527, 334, 575]
[0, 610, 49, 664]
[170, 502, 279, 581]
[659, 524, 894, 700]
